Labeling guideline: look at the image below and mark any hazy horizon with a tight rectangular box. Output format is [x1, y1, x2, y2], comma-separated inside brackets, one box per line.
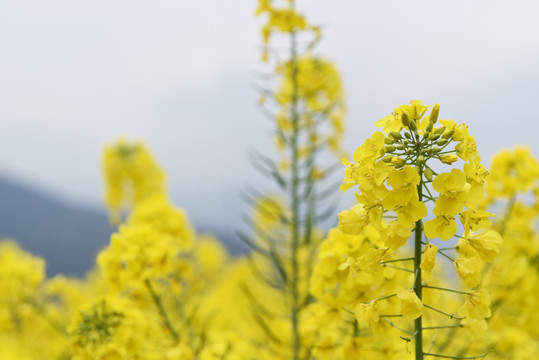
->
[1, 0, 538, 230]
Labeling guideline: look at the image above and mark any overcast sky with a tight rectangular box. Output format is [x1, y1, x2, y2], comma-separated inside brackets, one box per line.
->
[1, 0, 538, 231]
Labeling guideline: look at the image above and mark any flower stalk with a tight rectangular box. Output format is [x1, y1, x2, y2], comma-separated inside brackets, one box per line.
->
[144, 278, 179, 343]
[414, 173, 424, 360]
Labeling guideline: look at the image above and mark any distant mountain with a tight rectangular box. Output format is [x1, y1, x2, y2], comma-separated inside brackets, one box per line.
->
[0, 176, 113, 277]
[0, 176, 244, 277]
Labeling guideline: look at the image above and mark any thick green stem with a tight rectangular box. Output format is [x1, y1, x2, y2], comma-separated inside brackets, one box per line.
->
[145, 278, 179, 343]
[289, 1, 301, 358]
[414, 176, 424, 360]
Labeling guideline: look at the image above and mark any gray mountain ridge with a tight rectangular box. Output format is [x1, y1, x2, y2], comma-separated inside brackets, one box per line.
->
[0, 176, 243, 277]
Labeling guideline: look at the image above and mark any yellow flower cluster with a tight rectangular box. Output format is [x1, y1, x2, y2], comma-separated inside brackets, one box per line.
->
[255, 0, 320, 62]
[478, 147, 539, 359]
[0, 134, 538, 360]
[274, 56, 346, 156]
[97, 194, 195, 295]
[320, 100, 503, 359]
[102, 139, 165, 223]
[0, 139, 236, 359]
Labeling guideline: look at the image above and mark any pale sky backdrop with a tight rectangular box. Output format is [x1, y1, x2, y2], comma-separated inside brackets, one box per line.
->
[1, 0, 538, 231]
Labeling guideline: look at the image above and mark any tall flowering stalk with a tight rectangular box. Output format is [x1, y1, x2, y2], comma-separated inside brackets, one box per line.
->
[333, 100, 501, 359]
[97, 139, 229, 357]
[241, 0, 346, 358]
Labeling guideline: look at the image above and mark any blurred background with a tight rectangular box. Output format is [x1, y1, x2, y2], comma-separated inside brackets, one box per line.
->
[1, 0, 538, 276]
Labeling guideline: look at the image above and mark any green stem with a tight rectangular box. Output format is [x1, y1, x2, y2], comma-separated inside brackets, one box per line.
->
[382, 264, 414, 273]
[423, 325, 461, 330]
[422, 285, 470, 295]
[289, 1, 301, 358]
[423, 352, 490, 359]
[423, 303, 464, 320]
[414, 174, 424, 360]
[376, 293, 397, 301]
[437, 247, 456, 251]
[145, 278, 179, 343]
[381, 257, 415, 264]
[382, 317, 413, 336]
[437, 250, 456, 262]
[27, 299, 67, 335]
[304, 113, 317, 247]
[498, 195, 516, 236]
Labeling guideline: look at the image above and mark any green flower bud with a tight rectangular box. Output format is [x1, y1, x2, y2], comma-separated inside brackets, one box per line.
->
[429, 133, 441, 141]
[434, 126, 446, 135]
[436, 138, 448, 146]
[417, 155, 425, 164]
[431, 147, 442, 153]
[390, 131, 402, 140]
[442, 130, 455, 139]
[429, 103, 440, 124]
[409, 119, 417, 132]
[404, 132, 412, 139]
[403, 139, 410, 145]
[424, 168, 433, 181]
[396, 144, 406, 150]
[385, 145, 396, 152]
[382, 154, 393, 163]
[426, 122, 434, 134]
[401, 112, 410, 127]
[406, 148, 414, 155]
[384, 137, 394, 145]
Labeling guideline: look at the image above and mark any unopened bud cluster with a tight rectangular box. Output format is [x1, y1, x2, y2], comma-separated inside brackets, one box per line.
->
[380, 103, 457, 170]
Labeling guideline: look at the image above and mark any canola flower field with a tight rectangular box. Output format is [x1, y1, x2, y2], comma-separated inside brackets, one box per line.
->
[1, 1, 538, 359]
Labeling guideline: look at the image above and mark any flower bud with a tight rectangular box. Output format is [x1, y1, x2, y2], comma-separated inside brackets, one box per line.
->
[396, 144, 406, 150]
[436, 139, 448, 146]
[384, 137, 394, 145]
[429, 133, 441, 141]
[409, 119, 417, 132]
[390, 131, 402, 140]
[384, 145, 396, 152]
[401, 112, 410, 127]
[424, 168, 433, 181]
[417, 155, 425, 164]
[434, 126, 446, 135]
[382, 155, 393, 163]
[442, 130, 455, 139]
[429, 103, 440, 124]
[431, 147, 442, 153]
[426, 122, 434, 134]
[404, 132, 412, 139]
